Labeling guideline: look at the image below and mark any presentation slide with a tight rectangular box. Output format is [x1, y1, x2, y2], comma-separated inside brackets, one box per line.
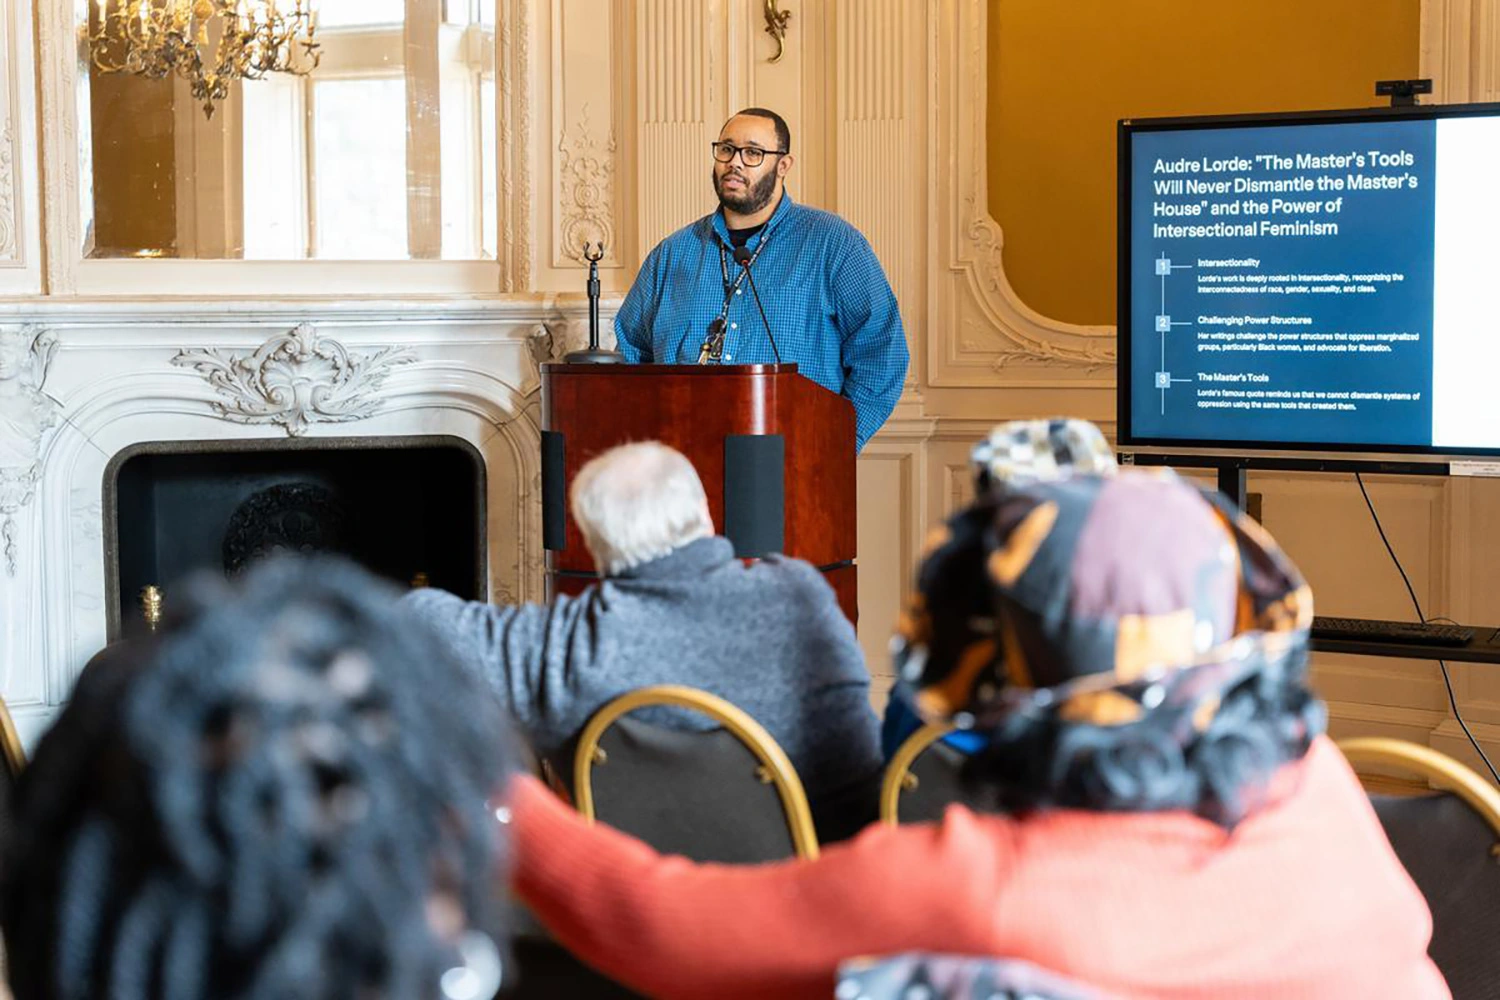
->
[1128, 114, 1500, 451]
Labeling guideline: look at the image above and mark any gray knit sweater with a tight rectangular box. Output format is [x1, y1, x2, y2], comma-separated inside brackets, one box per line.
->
[405, 536, 882, 837]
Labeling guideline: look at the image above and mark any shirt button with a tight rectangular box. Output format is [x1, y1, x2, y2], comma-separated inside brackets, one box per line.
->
[731, 323, 738, 329]
[736, 289, 743, 295]
[725, 354, 733, 360]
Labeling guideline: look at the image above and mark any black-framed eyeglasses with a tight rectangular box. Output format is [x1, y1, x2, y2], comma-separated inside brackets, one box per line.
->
[710, 141, 788, 167]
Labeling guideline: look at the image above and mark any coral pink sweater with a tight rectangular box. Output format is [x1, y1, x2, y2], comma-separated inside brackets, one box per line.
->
[509, 737, 1448, 999]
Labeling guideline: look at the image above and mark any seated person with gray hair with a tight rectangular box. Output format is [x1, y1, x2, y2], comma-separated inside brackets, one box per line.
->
[407, 440, 882, 841]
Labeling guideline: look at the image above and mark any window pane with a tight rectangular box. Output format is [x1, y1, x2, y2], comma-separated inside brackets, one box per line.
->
[313, 79, 408, 259]
[439, 0, 496, 25]
[242, 77, 308, 259]
[316, 0, 405, 28]
[481, 77, 497, 259]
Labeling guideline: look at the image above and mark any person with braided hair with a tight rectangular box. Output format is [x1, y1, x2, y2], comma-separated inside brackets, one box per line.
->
[499, 426, 1448, 999]
[1, 557, 514, 1000]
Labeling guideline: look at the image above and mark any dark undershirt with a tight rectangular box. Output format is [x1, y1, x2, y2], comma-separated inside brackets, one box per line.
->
[726, 223, 766, 248]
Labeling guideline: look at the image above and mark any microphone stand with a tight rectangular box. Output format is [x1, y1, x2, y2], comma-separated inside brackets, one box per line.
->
[564, 242, 625, 364]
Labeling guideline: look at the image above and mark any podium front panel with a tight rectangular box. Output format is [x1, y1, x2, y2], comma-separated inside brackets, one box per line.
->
[541, 363, 857, 610]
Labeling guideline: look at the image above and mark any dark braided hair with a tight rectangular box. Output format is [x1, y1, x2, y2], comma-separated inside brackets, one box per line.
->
[2, 557, 515, 1000]
[959, 635, 1326, 828]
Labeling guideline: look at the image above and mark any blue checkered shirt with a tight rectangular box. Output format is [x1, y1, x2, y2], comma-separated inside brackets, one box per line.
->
[614, 192, 908, 451]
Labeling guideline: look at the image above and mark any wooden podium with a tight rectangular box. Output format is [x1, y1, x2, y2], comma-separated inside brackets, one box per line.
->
[540, 363, 857, 621]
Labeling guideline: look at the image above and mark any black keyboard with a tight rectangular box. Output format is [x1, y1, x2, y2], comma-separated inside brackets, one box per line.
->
[1311, 616, 1475, 647]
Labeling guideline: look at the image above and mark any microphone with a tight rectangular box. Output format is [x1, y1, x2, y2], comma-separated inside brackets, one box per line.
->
[733, 246, 783, 365]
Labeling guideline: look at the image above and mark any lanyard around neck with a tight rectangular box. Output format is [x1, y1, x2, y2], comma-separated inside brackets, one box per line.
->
[717, 229, 772, 299]
[699, 229, 772, 365]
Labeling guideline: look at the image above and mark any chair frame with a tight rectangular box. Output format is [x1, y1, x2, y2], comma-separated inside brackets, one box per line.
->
[1339, 736, 1500, 856]
[0, 697, 25, 779]
[572, 684, 821, 859]
[880, 722, 957, 825]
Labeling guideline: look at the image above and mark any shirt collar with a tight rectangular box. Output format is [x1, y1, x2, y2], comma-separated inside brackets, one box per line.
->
[710, 190, 796, 249]
[610, 535, 736, 580]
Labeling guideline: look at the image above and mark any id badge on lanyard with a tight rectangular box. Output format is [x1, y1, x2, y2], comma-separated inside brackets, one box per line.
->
[698, 233, 771, 364]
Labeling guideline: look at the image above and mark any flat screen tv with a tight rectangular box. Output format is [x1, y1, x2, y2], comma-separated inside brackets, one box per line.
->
[1118, 102, 1500, 461]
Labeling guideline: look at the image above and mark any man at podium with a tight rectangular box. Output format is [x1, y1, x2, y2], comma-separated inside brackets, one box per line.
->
[614, 107, 909, 451]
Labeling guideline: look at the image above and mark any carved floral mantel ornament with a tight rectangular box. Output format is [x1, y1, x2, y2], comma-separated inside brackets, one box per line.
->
[172, 323, 416, 437]
[0, 325, 61, 576]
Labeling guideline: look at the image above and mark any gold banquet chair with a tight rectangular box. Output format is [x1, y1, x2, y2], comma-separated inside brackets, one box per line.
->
[0, 695, 24, 785]
[0, 695, 24, 999]
[1339, 737, 1500, 1000]
[881, 722, 966, 826]
[572, 685, 819, 861]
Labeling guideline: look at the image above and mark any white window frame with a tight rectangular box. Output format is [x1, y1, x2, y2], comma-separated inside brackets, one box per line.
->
[37, 0, 504, 296]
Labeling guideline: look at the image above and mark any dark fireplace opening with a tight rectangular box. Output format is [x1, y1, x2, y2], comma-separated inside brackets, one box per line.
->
[105, 436, 485, 638]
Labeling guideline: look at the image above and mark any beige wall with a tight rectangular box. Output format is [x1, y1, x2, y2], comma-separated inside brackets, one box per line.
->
[987, 0, 1421, 326]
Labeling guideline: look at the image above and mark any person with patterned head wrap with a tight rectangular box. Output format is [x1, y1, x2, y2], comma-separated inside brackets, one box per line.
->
[881, 417, 1120, 757]
[497, 427, 1448, 1000]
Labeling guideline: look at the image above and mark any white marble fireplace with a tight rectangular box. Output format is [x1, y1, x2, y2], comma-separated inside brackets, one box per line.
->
[0, 301, 593, 747]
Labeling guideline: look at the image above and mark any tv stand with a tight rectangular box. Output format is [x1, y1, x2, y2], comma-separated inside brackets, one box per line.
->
[1216, 462, 1248, 512]
[1118, 452, 1451, 513]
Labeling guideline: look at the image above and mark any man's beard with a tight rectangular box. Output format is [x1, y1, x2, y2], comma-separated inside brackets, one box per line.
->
[713, 167, 778, 216]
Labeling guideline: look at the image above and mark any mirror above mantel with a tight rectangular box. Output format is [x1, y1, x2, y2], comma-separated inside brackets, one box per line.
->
[78, 0, 498, 262]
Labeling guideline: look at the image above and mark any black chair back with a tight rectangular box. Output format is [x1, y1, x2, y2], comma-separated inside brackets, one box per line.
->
[882, 724, 999, 825]
[1339, 737, 1500, 1000]
[1372, 791, 1500, 999]
[574, 685, 819, 863]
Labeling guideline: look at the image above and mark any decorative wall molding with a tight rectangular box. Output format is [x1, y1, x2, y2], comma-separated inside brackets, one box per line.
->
[0, 325, 58, 574]
[498, 0, 536, 291]
[171, 323, 417, 437]
[535, 0, 631, 289]
[927, 0, 1117, 390]
[0, 119, 14, 260]
[637, 0, 723, 261]
[0, 0, 12, 263]
[35, 0, 81, 294]
[0, 0, 39, 291]
[960, 213, 1115, 373]
[556, 108, 618, 263]
[834, 0, 917, 373]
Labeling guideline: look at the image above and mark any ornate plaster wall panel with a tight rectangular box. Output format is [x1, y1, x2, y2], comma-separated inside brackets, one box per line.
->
[927, 0, 1116, 390]
[530, 0, 629, 292]
[638, 0, 725, 261]
[0, 0, 42, 293]
[1422, 0, 1500, 103]
[833, 0, 919, 383]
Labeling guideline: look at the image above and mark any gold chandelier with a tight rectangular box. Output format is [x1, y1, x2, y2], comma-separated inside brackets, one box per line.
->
[86, 0, 321, 119]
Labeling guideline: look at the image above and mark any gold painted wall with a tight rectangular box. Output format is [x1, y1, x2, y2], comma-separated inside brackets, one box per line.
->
[987, 0, 1421, 327]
